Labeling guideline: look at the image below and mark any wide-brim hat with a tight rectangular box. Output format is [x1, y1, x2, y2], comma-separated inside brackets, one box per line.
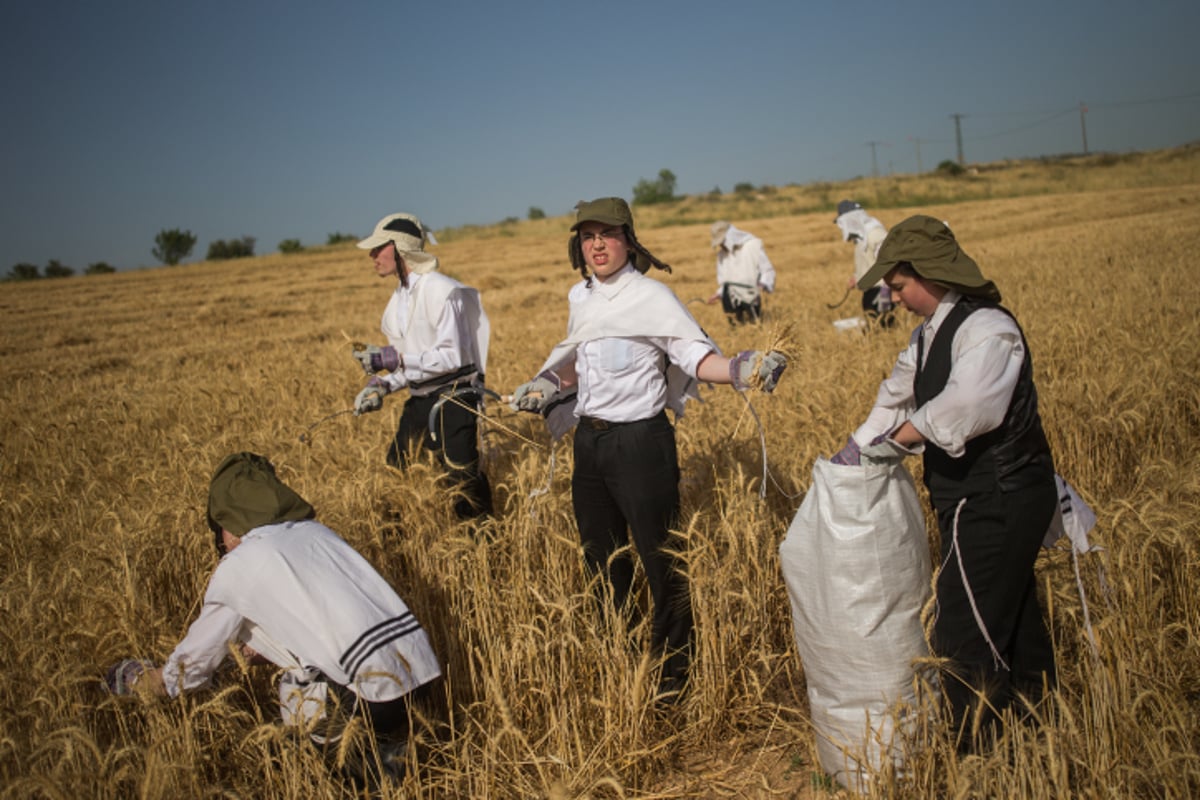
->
[570, 197, 634, 232]
[710, 220, 731, 249]
[357, 212, 439, 274]
[857, 215, 1000, 301]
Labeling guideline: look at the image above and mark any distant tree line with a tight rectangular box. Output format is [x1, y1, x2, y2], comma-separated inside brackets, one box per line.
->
[4, 260, 116, 281]
[27, 159, 977, 282]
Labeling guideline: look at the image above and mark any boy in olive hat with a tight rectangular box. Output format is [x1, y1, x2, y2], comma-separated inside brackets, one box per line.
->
[104, 452, 442, 779]
[830, 215, 1057, 749]
[509, 197, 787, 704]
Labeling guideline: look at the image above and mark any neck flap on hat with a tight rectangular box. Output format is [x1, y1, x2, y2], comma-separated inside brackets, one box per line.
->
[206, 452, 315, 537]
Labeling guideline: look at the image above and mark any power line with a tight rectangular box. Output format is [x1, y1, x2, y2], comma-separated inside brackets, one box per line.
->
[912, 90, 1200, 149]
[967, 108, 1076, 143]
[1086, 90, 1200, 110]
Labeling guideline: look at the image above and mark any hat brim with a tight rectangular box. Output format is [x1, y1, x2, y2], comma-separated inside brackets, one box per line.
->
[355, 236, 439, 273]
[357, 233, 391, 250]
[856, 256, 898, 291]
[570, 214, 629, 232]
[857, 249, 1000, 301]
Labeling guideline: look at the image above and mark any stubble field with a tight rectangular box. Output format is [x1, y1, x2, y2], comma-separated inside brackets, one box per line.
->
[2, 155, 1199, 798]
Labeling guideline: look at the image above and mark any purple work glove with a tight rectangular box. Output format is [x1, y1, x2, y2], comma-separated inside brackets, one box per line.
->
[830, 436, 861, 466]
[729, 350, 788, 393]
[859, 431, 913, 463]
[104, 658, 154, 696]
[352, 344, 401, 375]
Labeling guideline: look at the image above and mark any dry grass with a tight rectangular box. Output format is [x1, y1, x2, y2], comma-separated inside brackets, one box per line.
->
[2, 147, 1199, 798]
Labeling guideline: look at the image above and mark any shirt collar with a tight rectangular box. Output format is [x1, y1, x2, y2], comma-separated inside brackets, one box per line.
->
[592, 261, 638, 300]
[396, 271, 424, 295]
[924, 288, 962, 341]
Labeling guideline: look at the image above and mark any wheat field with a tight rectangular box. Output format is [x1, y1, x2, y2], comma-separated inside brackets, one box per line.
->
[2, 153, 1199, 798]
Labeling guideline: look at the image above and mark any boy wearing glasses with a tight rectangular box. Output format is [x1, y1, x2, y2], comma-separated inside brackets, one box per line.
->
[510, 198, 787, 703]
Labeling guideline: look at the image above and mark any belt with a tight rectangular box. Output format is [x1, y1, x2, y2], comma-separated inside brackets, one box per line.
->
[409, 363, 478, 393]
[578, 410, 665, 431]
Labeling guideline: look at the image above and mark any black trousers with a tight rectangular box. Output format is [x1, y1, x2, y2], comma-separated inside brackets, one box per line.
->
[930, 476, 1057, 746]
[720, 284, 761, 324]
[571, 412, 693, 692]
[387, 388, 492, 519]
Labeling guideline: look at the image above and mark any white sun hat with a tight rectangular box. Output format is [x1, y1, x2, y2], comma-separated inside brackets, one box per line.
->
[710, 220, 732, 249]
[357, 213, 440, 273]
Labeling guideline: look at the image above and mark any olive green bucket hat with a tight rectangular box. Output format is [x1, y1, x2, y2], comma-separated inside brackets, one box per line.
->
[569, 197, 657, 273]
[570, 197, 635, 232]
[857, 214, 1001, 302]
[206, 452, 314, 539]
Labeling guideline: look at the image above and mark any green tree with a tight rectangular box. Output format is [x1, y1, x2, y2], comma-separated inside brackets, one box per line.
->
[936, 159, 966, 177]
[6, 263, 41, 281]
[206, 236, 256, 260]
[632, 169, 677, 205]
[85, 262, 116, 275]
[43, 260, 74, 278]
[153, 228, 197, 265]
[528, 206, 546, 220]
[326, 232, 357, 245]
[278, 238, 304, 254]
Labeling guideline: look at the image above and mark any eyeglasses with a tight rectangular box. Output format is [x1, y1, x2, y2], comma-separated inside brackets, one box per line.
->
[579, 228, 625, 245]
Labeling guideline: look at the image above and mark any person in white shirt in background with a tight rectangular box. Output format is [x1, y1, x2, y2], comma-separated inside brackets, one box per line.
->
[510, 198, 787, 704]
[706, 220, 777, 325]
[833, 199, 895, 327]
[351, 213, 493, 521]
[104, 452, 442, 784]
[830, 216, 1057, 751]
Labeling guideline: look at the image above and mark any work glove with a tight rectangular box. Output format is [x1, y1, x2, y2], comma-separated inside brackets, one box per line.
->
[354, 378, 390, 416]
[729, 350, 788, 393]
[829, 436, 861, 466]
[509, 371, 561, 413]
[351, 344, 400, 375]
[859, 432, 915, 464]
[104, 658, 154, 696]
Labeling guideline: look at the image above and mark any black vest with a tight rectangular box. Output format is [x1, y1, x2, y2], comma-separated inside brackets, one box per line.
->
[915, 298, 1055, 505]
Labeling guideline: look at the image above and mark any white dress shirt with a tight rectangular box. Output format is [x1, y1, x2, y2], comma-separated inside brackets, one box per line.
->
[715, 226, 777, 295]
[566, 264, 716, 422]
[853, 291, 1026, 458]
[379, 271, 489, 395]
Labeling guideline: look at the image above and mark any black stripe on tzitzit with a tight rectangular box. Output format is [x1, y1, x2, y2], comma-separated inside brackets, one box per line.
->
[340, 614, 422, 679]
[343, 619, 424, 682]
[383, 218, 423, 239]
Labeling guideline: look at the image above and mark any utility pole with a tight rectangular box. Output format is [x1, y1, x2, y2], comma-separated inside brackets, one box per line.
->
[866, 141, 881, 178]
[908, 136, 924, 174]
[950, 113, 966, 165]
[1079, 102, 1089, 155]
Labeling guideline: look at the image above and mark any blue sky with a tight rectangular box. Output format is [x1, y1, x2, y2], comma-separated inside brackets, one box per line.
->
[3, 0, 1197, 272]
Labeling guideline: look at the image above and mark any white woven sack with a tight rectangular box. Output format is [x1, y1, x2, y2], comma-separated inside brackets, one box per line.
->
[780, 457, 932, 791]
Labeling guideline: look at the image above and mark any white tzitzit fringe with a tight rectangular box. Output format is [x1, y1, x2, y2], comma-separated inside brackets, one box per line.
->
[529, 449, 556, 502]
[738, 391, 805, 501]
[941, 497, 1010, 672]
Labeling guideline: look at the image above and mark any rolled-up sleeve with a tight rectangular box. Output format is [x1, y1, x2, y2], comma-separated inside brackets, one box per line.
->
[908, 324, 1023, 457]
[853, 337, 919, 446]
[661, 337, 719, 378]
